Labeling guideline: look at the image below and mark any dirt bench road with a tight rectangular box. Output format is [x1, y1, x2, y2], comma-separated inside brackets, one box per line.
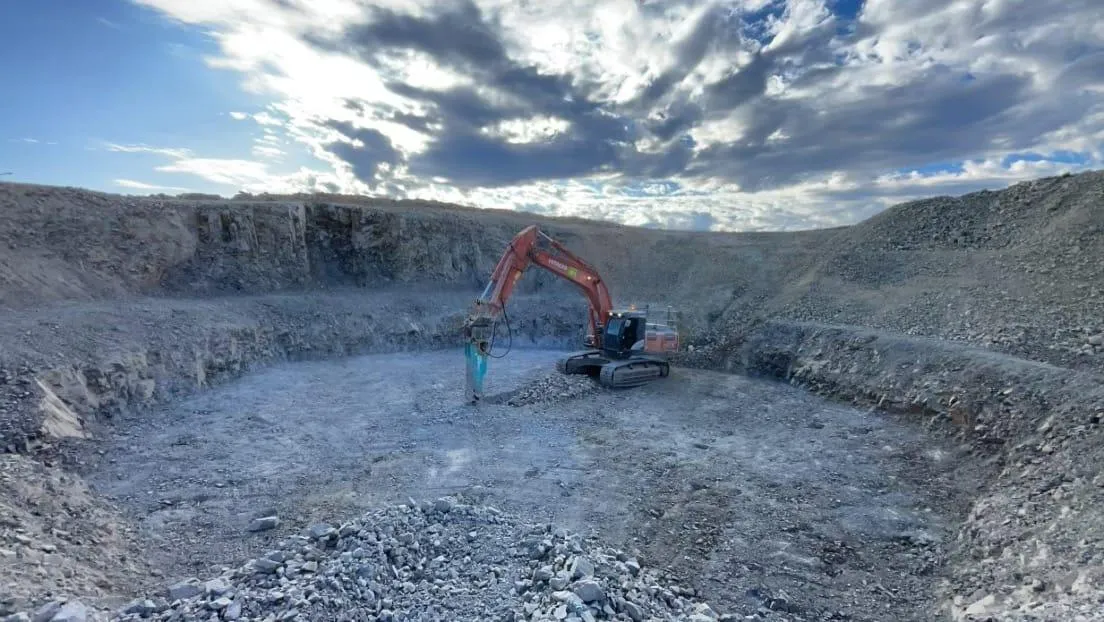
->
[78, 348, 967, 621]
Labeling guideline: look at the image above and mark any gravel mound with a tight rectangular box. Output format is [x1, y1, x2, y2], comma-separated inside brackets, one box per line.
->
[484, 372, 601, 407]
[107, 498, 727, 622]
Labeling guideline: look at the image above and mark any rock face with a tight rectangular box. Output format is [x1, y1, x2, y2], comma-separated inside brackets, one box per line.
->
[0, 184, 786, 315]
[106, 499, 726, 622]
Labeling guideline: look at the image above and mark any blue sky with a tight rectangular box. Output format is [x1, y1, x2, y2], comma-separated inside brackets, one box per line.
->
[2, 0, 1102, 231]
[2, 0, 248, 190]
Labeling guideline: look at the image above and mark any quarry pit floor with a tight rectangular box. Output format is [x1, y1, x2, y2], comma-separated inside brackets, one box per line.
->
[75, 348, 969, 621]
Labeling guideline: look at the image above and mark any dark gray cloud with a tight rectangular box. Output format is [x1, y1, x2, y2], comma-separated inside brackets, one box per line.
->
[635, 4, 742, 105]
[407, 131, 620, 186]
[690, 70, 1035, 190]
[303, 0, 1103, 195]
[326, 121, 401, 181]
[315, 0, 642, 186]
[345, 1, 508, 71]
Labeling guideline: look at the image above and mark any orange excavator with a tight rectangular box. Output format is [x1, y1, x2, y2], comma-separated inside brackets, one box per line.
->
[464, 225, 679, 402]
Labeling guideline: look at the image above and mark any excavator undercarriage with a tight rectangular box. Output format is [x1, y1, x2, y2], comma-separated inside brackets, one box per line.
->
[557, 349, 671, 388]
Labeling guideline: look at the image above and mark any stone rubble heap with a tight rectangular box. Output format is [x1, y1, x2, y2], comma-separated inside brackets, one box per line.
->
[97, 499, 730, 622]
[504, 373, 601, 407]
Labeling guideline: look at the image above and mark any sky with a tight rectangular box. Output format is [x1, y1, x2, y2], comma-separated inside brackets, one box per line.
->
[1, 0, 1102, 231]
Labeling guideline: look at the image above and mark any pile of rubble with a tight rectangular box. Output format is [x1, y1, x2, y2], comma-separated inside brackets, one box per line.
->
[503, 373, 601, 407]
[84, 498, 728, 622]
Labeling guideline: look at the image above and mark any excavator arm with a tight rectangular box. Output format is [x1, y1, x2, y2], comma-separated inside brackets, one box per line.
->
[464, 225, 613, 401]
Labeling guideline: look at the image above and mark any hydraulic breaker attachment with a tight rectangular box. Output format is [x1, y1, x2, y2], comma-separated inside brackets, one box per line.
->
[464, 315, 493, 403]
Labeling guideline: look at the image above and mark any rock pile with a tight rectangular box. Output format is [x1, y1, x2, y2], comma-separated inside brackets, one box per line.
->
[103, 499, 728, 622]
[0, 455, 152, 622]
[503, 373, 601, 407]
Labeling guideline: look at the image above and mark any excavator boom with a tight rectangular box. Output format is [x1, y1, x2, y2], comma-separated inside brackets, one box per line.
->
[464, 225, 677, 402]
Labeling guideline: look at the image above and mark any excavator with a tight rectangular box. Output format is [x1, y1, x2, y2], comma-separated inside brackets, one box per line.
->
[463, 225, 680, 403]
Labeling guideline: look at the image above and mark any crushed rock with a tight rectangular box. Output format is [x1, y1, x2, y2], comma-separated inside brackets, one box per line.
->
[492, 372, 601, 407]
[101, 498, 729, 622]
[0, 455, 152, 615]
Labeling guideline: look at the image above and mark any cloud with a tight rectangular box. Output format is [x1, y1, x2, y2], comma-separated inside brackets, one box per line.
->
[128, 0, 1104, 230]
[155, 157, 349, 194]
[114, 178, 191, 192]
[8, 137, 58, 145]
[97, 17, 124, 29]
[105, 142, 194, 158]
[251, 144, 285, 159]
[229, 111, 249, 120]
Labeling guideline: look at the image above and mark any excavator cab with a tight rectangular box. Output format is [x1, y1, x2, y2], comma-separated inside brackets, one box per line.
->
[602, 311, 647, 358]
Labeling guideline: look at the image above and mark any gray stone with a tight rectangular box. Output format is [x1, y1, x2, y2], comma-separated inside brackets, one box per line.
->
[49, 602, 87, 622]
[31, 601, 62, 622]
[432, 498, 453, 513]
[167, 579, 203, 601]
[692, 602, 719, 619]
[308, 524, 336, 540]
[571, 579, 605, 603]
[550, 572, 570, 590]
[224, 602, 242, 620]
[3, 613, 30, 622]
[253, 558, 282, 573]
[265, 550, 289, 563]
[120, 600, 156, 617]
[621, 600, 645, 622]
[204, 577, 232, 597]
[569, 556, 595, 580]
[248, 516, 280, 532]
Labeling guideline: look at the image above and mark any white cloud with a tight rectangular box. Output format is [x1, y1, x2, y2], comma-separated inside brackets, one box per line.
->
[251, 144, 285, 159]
[126, 0, 1104, 231]
[114, 178, 191, 192]
[482, 117, 571, 144]
[252, 111, 283, 126]
[155, 156, 357, 194]
[105, 142, 194, 158]
[156, 158, 274, 186]
[8, 137, 58, 145]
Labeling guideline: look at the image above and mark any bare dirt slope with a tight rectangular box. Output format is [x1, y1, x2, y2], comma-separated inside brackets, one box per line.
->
[711, 171, 1104, 373]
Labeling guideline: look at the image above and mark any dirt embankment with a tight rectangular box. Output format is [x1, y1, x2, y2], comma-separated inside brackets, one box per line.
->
[683, 320, 1104, 620]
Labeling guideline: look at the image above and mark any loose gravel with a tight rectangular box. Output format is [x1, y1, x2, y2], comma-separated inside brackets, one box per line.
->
[99, 498, 731, 622]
